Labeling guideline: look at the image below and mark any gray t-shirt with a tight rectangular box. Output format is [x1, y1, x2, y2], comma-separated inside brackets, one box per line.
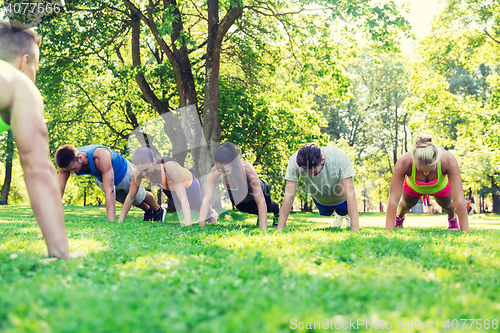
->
[285, 146, 355, 206]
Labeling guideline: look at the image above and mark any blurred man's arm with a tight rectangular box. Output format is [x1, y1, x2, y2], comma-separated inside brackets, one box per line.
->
[10, 77, 70, 259]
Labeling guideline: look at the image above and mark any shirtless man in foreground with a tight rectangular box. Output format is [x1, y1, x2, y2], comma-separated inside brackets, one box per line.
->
[0, 20, 82, 260]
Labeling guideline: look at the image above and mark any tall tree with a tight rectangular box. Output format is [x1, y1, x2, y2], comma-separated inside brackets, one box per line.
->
[38, 0, 411, 172]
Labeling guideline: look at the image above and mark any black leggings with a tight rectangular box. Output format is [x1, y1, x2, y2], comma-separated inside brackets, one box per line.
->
[230, 181, 279, 216]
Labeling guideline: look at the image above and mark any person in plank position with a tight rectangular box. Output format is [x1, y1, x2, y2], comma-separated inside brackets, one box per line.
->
[0, 21, 79, 259]
[198, 142, 280, 230]
[385, 135, 469, 231]
[55, 144, 165, 222]
[118, 144, 217, 225]
[277, 143, 360, 231]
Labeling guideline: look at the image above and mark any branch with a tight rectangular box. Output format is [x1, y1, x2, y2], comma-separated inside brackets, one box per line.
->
[484, 28, 500, 45]
[217, 3, 244, 43]
[75, 83, 128, 140]
[129, 9, 168, 115]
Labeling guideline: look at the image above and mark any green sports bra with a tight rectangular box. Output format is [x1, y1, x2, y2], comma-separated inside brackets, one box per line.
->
[406, 160, 448, 195]
[0, 59, 13, 132]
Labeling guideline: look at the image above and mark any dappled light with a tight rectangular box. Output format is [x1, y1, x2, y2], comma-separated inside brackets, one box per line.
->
[0, 0, 499, 330]
[1, 208, 500, 332]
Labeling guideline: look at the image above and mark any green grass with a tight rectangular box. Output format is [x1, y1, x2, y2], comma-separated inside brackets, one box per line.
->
[1, 206, 500, 332]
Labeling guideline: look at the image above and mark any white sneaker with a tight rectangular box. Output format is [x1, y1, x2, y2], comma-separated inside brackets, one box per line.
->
[332, 213, 343, 227]
[344, 215, 351, 228]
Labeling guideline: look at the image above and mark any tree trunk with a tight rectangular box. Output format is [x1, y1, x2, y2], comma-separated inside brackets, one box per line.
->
[128, 7, 191, 166]
[0, 130, 14, 205]
[83, 185, 87, 206]
[126, 0, 242, 185]
[492, 177, 500, 214]
[481, 193, 484, 213]
[157, 188, 163, 207]
[393, 105, 398, 165]
[202, 0, 243, 150]
[403, 112, 408, 153]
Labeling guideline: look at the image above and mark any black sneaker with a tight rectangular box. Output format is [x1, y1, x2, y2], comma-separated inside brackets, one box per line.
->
[153, 207, 166, 222]
[143, 207, 154, 221]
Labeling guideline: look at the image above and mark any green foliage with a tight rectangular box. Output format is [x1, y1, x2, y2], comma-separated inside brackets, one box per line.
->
[320, 50, 412, 207]
[219, 76, 329, 202]
[0, 158, 29, 205]
[61, 176, 105, 206]
[420, 0, 500, 74]
[1, 207, 500, 332]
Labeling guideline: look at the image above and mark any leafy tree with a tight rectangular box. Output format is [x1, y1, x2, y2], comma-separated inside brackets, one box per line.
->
[420, 0, 500, 74]
[37, 0, 411, 173]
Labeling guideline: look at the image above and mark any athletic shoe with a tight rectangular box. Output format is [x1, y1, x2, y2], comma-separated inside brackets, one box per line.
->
[395, 215, 405, 228]
[143, 207, 154, 221]
[208, 211, 218, 224]
[256, 217, 260, 227]
[153, 207, 166, 222]
[448, 216, 459, 230]
[344, 215, 351, 228]
[332, 213, 343, 227]
[273, 214, 280, 226]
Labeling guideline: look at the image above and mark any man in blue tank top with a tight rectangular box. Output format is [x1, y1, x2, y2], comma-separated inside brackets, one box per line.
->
[55, 144, 165, 222]
[0, 21, 82, 260]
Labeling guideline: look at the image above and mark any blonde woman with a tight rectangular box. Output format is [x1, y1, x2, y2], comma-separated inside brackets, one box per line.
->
[386, 135, 469, 231]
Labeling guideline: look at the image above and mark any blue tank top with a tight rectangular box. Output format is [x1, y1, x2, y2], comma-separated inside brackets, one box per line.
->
[75, 145, 128, 184]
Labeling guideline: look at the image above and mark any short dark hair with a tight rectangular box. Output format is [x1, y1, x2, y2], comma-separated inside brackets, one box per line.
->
[0, 20, 42, 63]
[296, 143, 322, 169]
[55, 145, 79, 168]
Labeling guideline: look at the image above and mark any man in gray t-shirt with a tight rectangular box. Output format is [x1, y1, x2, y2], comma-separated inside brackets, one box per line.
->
[277, 143, 359, 230]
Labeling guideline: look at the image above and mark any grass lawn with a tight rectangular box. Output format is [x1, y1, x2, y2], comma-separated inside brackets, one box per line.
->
[1, 206, 500, 332]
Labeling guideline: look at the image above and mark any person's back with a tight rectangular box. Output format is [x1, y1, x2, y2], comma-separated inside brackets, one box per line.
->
[75, 145, 128, 184]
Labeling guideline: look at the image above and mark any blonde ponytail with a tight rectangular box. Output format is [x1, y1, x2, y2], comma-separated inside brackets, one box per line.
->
[411, 135, 441, 168]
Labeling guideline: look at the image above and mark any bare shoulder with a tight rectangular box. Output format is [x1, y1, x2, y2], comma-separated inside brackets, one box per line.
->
[242, 160, 257, 176]
[0, 68, 14, 111]
[163, 160, 179, 172]
[93, 147, 112, 170]
[440, 150, 458, 174]
[0, 65, 41, 113]
[242, 160, 255, 170]
[94, 147, 112, 160]
[395, 153, 413, 174]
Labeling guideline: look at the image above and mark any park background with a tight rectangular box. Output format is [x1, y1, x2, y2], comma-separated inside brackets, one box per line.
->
[0, 0, 498, 213]
[1, 0, 500, 332]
